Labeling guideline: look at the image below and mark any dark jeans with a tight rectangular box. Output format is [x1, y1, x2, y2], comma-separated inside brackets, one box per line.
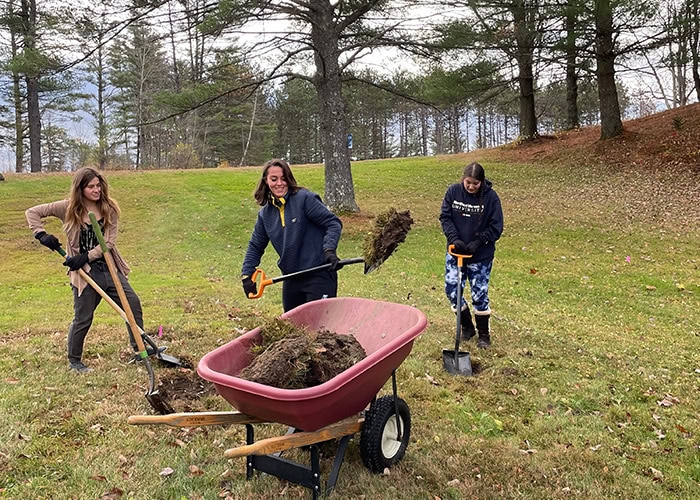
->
[281, 270, 337, 312]
[67, 260, 143, 363]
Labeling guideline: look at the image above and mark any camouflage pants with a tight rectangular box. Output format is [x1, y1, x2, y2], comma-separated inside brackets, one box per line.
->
[444, 253, 493, 314]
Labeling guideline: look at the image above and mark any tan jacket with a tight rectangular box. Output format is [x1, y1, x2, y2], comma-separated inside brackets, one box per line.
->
[25, 199, 131, 296]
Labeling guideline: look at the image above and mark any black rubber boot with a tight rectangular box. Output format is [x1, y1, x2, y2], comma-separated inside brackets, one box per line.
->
[475, 314, 491, 349]
[460, 308, 476, 341]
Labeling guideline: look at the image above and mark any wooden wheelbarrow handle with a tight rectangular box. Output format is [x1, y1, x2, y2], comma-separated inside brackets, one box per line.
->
[128, 411, 265, 427]
[247, 257, 365, 299]
[224, 417, 364, 458]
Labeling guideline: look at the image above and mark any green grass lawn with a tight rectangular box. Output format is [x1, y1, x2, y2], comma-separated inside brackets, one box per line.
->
[1, 156, 698, 499]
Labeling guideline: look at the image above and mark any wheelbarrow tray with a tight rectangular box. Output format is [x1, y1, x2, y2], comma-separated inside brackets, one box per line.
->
[197, 297, 427, 432]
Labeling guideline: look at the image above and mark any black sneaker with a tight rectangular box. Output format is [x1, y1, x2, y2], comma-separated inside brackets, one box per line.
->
[69, 361, 93, 373]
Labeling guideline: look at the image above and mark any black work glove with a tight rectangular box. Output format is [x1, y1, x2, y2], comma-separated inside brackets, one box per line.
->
[465, 239, 484, 255]
[63, 253, 89, 271]
[324, 249, 340, 271]
[35, 231, 62, 251]
[242, 276, 257, 298]
[452, 239, 470, 255]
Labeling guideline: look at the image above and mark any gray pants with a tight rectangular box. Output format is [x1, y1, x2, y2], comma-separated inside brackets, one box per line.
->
[67, 261, 143, 364]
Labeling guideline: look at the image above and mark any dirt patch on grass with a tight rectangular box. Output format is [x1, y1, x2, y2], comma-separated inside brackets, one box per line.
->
[158, 369, 217, 411]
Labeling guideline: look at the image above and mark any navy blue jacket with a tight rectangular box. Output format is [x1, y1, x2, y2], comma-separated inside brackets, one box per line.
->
[241, 189, 342, 276]
[439, 179, 503, 263]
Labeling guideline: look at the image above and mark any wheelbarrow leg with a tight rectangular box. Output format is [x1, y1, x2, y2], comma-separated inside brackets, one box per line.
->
[326, 434, 352, 495]
[242, 422, 353, 499]
[391, 370, 402, 441]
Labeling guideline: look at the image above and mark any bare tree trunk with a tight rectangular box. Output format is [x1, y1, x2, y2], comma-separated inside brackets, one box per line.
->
[22, 0, 42, 172]
[10, 26, 24, 173]
[95, 39, 108, 170]
[512, 1, 538, 139]
[240, 91, 258, 166]
[565, 3, 580, 129]
[691, 0, 700, 101]
[420, 108, 428, 156]
[595, 0, 623, 140]
[434, 111, 444, 155]
[310, 4, 357, 212]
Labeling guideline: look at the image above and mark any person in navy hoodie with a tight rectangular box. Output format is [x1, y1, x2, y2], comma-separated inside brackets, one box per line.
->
[240, 159, 343, 312]
[439, 162, 503, 348]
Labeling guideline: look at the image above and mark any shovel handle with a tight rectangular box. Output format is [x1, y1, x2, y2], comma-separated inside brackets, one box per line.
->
[89, 212, 148, 359]
[247, 257, 365, 299]
[448, 244, 472, 267]
[55, 247, 148, 337]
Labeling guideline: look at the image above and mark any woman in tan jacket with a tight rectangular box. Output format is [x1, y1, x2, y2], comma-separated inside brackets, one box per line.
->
[26, 167, 144, 373]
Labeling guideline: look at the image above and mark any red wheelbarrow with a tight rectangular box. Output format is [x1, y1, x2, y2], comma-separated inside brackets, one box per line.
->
[129, 297, 427, 498]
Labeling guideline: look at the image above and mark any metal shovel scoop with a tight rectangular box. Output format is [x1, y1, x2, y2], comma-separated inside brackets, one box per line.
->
[442, 245, 473, 376]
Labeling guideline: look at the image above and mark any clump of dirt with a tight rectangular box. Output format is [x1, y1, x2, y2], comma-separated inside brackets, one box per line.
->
[158, 369, 217, 411]
[238, 319, 366, 389]
[362, 207, 414, 272]
[250, 317, 312, 355]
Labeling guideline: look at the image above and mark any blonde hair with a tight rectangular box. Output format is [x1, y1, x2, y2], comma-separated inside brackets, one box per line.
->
[64, 168, 120, 234]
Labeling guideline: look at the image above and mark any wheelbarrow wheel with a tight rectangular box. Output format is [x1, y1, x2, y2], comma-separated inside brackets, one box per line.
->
[360, 395, 411, 473]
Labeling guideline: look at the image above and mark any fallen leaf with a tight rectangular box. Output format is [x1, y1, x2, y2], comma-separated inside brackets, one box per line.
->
[159, 467, 174, 477]
[90, 474, 107, 482]
[676, 283, 685, 291]
[530, 268, 538, 274]
[649, 467, 664, 481]
[100, 487, 123, 499]
[510, 388, 518, 395]
[590, 444, 602, 451]
[6, 377, 20, 384]
[189, 464, 203, 476]
[447, 479, 460, 486]
[540, 387, 548, 396]
[424, 373, 439, 386]
[645, 285, 657, 291]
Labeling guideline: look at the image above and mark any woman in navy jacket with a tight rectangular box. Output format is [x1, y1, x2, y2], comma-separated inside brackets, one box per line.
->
[439, 162, 503, 348]
[241, 159, 343, 312]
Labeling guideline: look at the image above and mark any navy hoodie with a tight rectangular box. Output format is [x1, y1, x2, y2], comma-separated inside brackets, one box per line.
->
[241, 189, 342, 276]
[439, 179, 503, 263]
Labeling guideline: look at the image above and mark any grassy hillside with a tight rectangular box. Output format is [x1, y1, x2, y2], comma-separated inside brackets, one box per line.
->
[1, 116, 699, 498]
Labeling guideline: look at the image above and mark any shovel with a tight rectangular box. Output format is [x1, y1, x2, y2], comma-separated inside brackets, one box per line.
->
[442, 245, 473, 376]
[247, 257, 365, 299]
[54, 248, 189, 369]
[89, 212, 175, 414]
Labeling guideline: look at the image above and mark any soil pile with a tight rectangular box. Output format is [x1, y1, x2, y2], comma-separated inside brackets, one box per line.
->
[363, 207, 414, 272]
[158, 369, 217, 412]
[238, 319, 366, 389]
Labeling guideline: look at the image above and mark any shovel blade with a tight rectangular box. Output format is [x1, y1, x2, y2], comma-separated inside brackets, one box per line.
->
[146, 390, 176, 415]
[442, 349, 472, 376]
[155, 352, 192, 369]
